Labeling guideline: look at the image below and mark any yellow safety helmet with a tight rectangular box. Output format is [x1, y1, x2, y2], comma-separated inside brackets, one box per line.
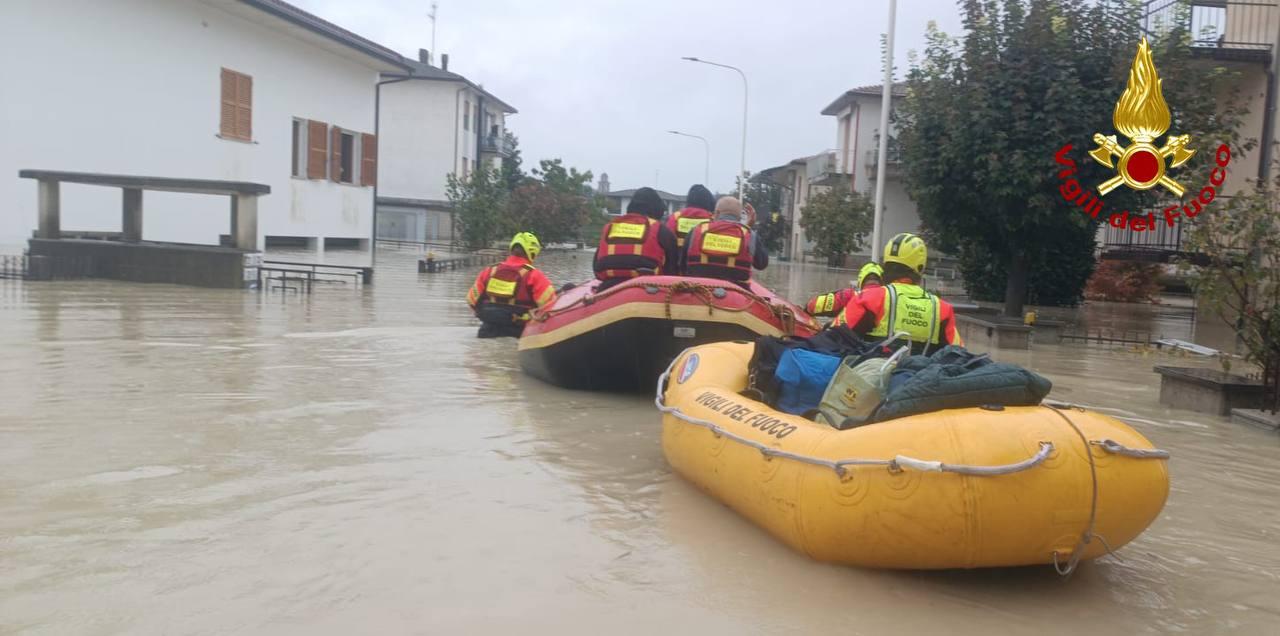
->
[883, 232, 928, 275]
[857, 262, 884, 287]
[510, 232, 542, 260]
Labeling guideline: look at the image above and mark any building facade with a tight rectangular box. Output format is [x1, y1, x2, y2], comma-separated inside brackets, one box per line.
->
[1, 0, 408, 250]
[375, 54, 517, 245]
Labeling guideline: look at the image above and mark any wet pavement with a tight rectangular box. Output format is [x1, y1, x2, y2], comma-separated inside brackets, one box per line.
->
[1, 247, 1277, 634]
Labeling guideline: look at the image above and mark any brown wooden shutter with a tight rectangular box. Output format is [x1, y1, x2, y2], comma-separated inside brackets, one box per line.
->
[235, 73, 252, 140]
[360, 133, 377, 186]
[220, 69, 236, 137]
[330, 126, 343, 182]
[307, 120, 328, 179]
[220, 68, 252, 141]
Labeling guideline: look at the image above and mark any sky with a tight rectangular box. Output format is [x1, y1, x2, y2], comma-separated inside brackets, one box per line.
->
[300, 0, 965, 196]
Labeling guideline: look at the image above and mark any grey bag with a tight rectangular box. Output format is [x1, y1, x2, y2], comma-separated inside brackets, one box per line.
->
[816, 346, 909, 429]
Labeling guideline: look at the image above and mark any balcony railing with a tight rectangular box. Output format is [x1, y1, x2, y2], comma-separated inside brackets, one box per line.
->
[1141, 0, 1278, 63]
[864, 142, 903, 179]
[479, 134, 514, 157]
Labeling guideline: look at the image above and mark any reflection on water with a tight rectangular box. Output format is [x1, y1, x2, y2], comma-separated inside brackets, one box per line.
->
[1, 248, 1277, 634]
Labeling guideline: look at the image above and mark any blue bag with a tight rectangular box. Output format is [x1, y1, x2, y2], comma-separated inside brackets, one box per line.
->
[773, 348, 842, 415]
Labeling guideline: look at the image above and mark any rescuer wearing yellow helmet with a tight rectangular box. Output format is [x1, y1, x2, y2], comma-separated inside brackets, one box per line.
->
[832, 233, 963, 353]
[466, 232, 557, 338]
[804, 261, 884, 317]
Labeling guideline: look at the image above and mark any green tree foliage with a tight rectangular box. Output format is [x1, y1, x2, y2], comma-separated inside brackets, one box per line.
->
[898, 0, 1248, 315]
[446, 166, 508, 249]
[797, 185, 874, 264]
[1183, 188, 1280, 412]
[507, 159, 597, 244]
[739, 175, 788, 253]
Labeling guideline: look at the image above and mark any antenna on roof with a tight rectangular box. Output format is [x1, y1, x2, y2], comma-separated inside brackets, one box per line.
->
[428, 2, 438, 65]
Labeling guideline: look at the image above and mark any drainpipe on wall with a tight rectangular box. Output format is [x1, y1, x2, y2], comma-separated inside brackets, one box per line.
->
[476, 95, 486, 172]
[374, 75, 411, 269]
[452, 83, 469, 250]
[1260, 66, 1279, 185]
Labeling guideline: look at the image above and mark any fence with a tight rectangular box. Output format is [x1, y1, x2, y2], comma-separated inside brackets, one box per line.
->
[257, 260, 372, 294]
[0, 253, 96, 281]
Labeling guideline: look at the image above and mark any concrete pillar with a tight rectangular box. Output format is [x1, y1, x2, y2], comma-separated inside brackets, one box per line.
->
[122, 188, 143, 241]
[37, 179, 60, 239]
[231, 194, 259, 251]
[305, 237, 322, 252]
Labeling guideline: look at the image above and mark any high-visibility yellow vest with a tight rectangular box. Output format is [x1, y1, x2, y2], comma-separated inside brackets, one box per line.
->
[868, 282, 942, 346]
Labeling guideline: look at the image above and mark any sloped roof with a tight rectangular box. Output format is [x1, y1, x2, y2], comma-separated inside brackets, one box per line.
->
[606, 188, 685, 202]
[238, 0, 409, 70]
[821, 81, 908, 115]
[400, 58, 518, 114]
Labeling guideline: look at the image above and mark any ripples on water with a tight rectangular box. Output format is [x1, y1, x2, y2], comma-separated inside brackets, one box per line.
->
[0, 246, 1277, 634]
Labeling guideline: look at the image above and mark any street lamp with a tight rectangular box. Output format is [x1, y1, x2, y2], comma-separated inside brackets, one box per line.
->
[681, 56, 748, 198]
[871, 0, 897, 262]
[667, 130, 710, 185]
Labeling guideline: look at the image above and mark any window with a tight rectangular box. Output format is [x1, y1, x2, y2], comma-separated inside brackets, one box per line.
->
[335, 130, 356, 184]
[463, 99, 471, 131]
[220, 68, 252, 141]
[291, 119, 306, 177]
[462, 156, 469, 177]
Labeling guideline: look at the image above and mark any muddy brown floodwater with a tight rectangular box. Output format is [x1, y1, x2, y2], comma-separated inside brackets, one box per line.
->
[2, 247, 1278, 634]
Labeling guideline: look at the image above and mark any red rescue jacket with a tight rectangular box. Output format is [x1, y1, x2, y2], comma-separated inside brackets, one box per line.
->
[665, 207, 714, 249]
[685, 220, 754, 282]
[595, 214, 666, 280]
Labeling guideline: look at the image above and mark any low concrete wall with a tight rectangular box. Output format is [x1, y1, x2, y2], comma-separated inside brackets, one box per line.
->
[1154, 365, 1265, 416]
[956, 314, 1032, 350]
[28, 238, 258, 288]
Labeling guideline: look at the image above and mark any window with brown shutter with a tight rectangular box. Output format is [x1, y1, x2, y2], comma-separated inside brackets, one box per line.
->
[219, 68, 252, 141]
[330, 126, 343, 182]
[307, 120, 328, 179]
[360, 134, 377, 186]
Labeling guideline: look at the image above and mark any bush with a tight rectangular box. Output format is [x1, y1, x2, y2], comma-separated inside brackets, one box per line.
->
[1083, 261, 1163, 303]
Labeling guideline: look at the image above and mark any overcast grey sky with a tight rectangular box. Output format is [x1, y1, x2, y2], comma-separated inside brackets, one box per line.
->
[295, 0, 964, 195]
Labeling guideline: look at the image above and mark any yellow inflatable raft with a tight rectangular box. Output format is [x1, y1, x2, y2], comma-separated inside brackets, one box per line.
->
[659, 342, 1170, 571]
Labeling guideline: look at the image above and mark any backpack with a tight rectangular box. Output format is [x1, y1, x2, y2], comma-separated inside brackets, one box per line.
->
[773, 348, 843, 416]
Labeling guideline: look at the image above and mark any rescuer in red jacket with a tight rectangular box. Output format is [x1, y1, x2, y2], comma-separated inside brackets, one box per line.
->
[665, 184, 716, 270]
[683, 196, 768, 284]
[805, 262, 884, 317]
[466, 232, 557, 338]
[594, 187, 680, 289]
[832, 233, 963, 353]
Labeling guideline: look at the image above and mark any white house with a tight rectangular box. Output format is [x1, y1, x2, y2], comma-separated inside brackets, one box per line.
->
[820, 82, 919, 253]
[601, 188, 686, 217]
[376, 53, 517, 244]
[1, 0, 408, 251]
[756, 151, 844, 261]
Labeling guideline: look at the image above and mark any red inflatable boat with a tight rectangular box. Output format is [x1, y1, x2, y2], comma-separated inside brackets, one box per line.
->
[518, 276, 819, 391]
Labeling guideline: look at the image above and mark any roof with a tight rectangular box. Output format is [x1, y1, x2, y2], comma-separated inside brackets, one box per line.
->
[236, 0, 410, 71]
[398, 59, 518, 114]
[821, 81, 908, 115]
[606, 188, 685, 202]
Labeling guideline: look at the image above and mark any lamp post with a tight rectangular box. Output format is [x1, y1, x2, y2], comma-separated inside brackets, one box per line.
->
[667, 130, 710, 185]
[871, 0, 897, 262]
[681, 57, 747, 197]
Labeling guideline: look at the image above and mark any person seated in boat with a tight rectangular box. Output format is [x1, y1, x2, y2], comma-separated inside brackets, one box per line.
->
[665, 184, 717, 271]
[593, 187, 680, 290]
[832, 233, 964, 354]
[805, 262, 883, 317]
[682, 196, 769, 285]
[466, 232, 557, 338]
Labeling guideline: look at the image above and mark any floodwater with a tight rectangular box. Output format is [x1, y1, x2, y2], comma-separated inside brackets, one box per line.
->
[1, 247, 1278, 635]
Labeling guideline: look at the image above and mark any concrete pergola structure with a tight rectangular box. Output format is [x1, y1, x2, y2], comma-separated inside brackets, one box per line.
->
[19, 170, 271, 251]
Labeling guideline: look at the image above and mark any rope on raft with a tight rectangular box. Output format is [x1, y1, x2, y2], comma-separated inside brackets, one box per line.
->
[530, 278, 808, 335]
[655, 354, 1172, 576]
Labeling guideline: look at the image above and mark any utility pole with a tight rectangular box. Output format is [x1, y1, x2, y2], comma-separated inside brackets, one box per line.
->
[429, 2, 438, 65]
[871, 0, 896, 262]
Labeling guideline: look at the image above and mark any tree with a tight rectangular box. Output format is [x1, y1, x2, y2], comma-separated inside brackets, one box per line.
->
[797, 185, 874, 265]
[446, 166, 508, 249]
[898, 0, 1248, 316]
[504, 159, 597, 244]
[1183, 187, 1280, 413]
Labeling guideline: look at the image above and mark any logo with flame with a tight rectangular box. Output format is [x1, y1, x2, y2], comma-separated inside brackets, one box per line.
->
[1089, 37, 1195, 196]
